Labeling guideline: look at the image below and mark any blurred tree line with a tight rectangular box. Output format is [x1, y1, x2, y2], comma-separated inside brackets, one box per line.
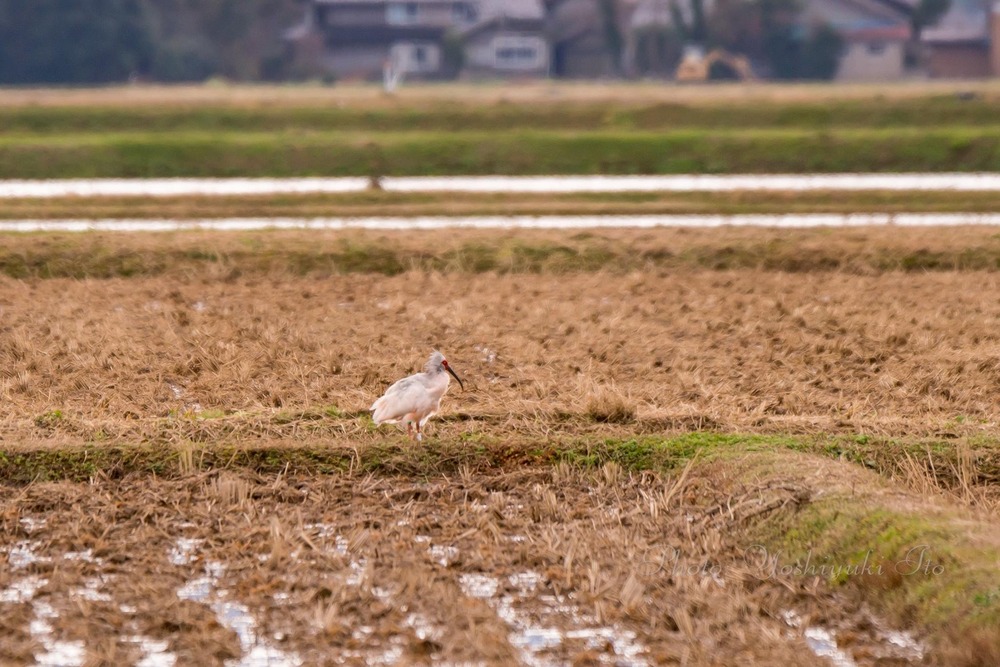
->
[0, 0, 302, 84]
[630, 0, 949, 80]
[631, 0, 845, 80]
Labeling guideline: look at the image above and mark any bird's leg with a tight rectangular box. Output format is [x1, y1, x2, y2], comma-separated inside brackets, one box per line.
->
[406, 421, 414, 440]
[416, 421, 423, 442]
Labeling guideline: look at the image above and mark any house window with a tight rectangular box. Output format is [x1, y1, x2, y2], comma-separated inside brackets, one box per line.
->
[387, 2, 419, 25]
[412, 45, 427, 65]
[452, 3, 478, 24]
[494, 36, 543, 69]
[867, 42, 886, 55]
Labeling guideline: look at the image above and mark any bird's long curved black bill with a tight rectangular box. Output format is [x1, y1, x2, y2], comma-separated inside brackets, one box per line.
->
[446, 366, 464, 391]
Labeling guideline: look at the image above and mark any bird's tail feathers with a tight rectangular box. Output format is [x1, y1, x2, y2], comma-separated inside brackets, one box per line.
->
[370, 397, 398, 425]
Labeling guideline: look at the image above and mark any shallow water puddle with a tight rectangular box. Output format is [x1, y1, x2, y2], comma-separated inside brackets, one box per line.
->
[20, 517, 48, 533]
[0, 539, 83, 666]
[882, 629, 925, 660]
[0, 540, 83, 667]
[303, 525, 417, 665]
[1, 540, 49, 603]
[127, 636, 177, 667]
[428, 544, 460, 567]
[0, 575, 48, 604]
[9, 212, 1000, 233]
[32, 600, 87, 667]
[175, 554, 302, 667]
[4, 540, 50, 569]
[73, 577, 112, 603]
[460, 571, 649, 667]
[803, 627, 857, 667]
[782, 610, 924, 666]
[168, 537, 203, 566]
[1, 538, 178, 667]
[783, 611, 855, 666]
[4, 174, 1000, 198]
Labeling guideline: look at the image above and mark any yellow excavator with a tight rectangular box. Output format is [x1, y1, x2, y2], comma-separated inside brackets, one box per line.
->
[675, 47, 755, 82]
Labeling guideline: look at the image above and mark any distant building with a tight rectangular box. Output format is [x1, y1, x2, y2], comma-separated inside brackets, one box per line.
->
[284, 0, 548, 81]
[800, 0, 912, 80]
[547, 0, 631, 78]
[460, 0, 550, 78]
[284, 0, 471, 81]
[922, 0, 1000, 78]
[284, 0, 998, 82]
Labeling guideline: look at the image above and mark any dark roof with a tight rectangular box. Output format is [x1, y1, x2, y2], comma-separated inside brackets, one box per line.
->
[458, 0, 547, 38]
[801, 0, 911, 42]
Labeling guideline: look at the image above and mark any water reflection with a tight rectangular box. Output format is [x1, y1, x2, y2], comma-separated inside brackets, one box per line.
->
[4, 213, 1000, 233]
[3, 174, 1000, 198]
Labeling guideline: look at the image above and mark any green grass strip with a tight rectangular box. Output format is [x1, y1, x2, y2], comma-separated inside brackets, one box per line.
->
[0, 128, 998, 177]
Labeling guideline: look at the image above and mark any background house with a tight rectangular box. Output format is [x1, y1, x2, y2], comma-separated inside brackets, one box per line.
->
[799, 0, 912, 80]
[285, 0, 999, 82]
[547, 0, 634, 78]
[922, 0, 1000, 77]
[285, 0, 548, 81]
[460, 0, 550, 78]
[285, 0, 477, 81]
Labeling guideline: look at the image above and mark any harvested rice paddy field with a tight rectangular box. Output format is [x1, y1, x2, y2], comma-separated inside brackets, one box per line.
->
[2, 82, 1000, 666]
[2, 226, 1000, 666]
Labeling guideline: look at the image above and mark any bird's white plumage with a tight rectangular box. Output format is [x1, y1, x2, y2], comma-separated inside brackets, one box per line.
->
[370, 351, 461, 440]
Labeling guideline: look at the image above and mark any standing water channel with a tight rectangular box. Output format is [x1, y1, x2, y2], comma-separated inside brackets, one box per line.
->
[2, 173, 1000, 197]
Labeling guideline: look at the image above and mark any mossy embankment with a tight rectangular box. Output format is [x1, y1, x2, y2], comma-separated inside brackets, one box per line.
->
[7, 226, 1000, 279]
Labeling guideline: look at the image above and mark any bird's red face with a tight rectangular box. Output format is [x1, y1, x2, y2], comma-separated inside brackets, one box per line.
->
[441, 358, 464, 390]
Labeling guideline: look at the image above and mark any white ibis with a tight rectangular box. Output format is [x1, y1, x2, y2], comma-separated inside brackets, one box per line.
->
[370, 351, 464, 441]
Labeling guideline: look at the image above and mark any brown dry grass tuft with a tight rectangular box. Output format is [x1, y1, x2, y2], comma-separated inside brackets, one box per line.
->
[896, 442, 999, 511]
[583, 381, 637, 424]
[208, 473, 252, 508]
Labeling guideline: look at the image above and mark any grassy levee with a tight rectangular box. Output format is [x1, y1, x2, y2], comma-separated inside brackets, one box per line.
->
[2, 84, 1000, 176]
[1, 430, 997, 662]
[7, 227, 1000, 279]
[730, 448, 1000, 666]
[1, 128, 999, 178]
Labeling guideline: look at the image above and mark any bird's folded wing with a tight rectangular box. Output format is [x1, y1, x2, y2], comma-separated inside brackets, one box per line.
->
[371, 376, 425, 423]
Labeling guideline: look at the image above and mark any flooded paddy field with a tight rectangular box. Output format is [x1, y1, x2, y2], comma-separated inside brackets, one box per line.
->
[8, 212, 1000, 234]
[1, 461, 929, 667]
[3, 174, 1000, 198]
